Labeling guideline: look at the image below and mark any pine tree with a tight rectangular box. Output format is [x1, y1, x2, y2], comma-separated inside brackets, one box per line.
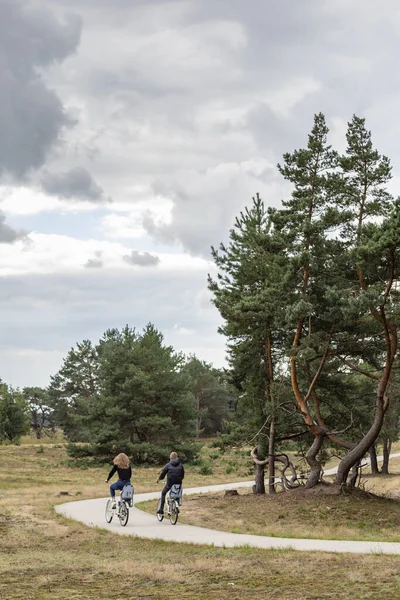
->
[23, 387, 54, 439]
[272, 113, 346, 486]
[209, 194, 292, 493]
[48, 339, 99, 441]
[181, 356, 234, 437]
[63, 324, 198, 464]
[333, 116, 400, 484]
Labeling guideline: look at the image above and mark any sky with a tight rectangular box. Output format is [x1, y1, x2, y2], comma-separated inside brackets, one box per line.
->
[2, 0, 400, 387]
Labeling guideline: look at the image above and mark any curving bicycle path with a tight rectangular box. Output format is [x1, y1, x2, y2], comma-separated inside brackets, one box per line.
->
[55, 454, 400, 555]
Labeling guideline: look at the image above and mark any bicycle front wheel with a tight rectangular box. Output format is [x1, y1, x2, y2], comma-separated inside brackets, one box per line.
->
[118, 502, 129, 526]
[156, 498, 164, 522]
[105, 499, 113, 523]
[169, 500, 179, 525]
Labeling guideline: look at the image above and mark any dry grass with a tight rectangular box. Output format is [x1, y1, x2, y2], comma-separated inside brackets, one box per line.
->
[139, 478, 400, 544]
[2, 441, 400, 599]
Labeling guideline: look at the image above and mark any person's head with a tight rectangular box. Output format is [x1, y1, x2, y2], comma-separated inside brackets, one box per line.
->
[113, 453, 130, 469]
[170, 451, 178, 461]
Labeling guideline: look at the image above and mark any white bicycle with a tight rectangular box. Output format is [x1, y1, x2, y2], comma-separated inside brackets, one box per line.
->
[105, 484, 134, 527]
[156, 484, 182, 525]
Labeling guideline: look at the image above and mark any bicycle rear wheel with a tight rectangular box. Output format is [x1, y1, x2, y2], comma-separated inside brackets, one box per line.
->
[118, 501, 129, 526]
[105, 499, 113, 523]
[169, 500, 179, 525]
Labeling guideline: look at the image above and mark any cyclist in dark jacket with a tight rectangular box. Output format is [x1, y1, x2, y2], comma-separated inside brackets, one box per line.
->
[157, 451, 184, 514]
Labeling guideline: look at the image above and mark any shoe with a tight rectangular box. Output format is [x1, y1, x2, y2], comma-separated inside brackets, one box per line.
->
[111, 501, 116, 509]
[157, 510, 164, 515]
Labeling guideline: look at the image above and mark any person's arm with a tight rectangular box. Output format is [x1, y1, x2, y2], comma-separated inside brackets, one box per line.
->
[105, 464, 117, 482]
[128, 466, 132, 479]
[181, 465, 185, 480]
[157, 464, 168, 482]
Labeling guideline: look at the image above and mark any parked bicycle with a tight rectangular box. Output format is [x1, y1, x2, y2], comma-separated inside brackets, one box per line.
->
[156, 483, 182, 525]
[105, 483, 134, 527]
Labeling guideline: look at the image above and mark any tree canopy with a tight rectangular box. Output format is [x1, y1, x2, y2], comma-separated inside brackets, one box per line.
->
[49, 324, 232, 464]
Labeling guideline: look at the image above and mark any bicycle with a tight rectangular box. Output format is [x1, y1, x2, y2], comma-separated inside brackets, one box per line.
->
[105, 483, 134, 527]
[156, 484, 181, 525]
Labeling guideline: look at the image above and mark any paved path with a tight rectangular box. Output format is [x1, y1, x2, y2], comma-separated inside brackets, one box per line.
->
[55, 453, 400, 555]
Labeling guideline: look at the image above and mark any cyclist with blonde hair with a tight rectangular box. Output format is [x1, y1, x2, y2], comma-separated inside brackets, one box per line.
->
[105, 453, 132, 508]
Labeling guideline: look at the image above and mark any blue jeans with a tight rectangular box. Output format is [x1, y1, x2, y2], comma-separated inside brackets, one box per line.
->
[110, 479, 130, 499]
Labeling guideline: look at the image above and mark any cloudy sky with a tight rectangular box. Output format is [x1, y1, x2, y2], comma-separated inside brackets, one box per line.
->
[1, 0, 400, 387]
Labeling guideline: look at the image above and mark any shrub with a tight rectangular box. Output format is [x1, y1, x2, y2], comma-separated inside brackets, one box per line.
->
[199, 462, 213, 476]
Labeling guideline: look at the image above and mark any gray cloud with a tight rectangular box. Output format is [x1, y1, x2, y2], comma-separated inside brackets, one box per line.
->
[123, 250, 160, 267]
[0, 2, 81, 178]
[4, 0, 400, 389]
[84, 251, 103, 269]
[37, 0, 400, 256]
[0, 213, 27, 244]
[41, 167, 108, 202]
[0, 269, 223, 386]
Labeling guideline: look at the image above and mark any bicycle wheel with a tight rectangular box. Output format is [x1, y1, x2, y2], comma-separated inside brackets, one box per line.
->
[118, 501, 129, 527]
[169, 500, 179, 525]
[105, 499, 113, 523]
[156, 498, 164, 522]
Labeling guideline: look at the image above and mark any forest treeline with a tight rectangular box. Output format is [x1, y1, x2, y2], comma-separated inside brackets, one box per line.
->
[0, 324, 237, 464]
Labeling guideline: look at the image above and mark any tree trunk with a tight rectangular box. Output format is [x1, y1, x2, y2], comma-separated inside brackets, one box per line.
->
[369, 444, 379, 475]
[305, 433, 324, 488]
[381, 438, 392, 475]
[268, 417, 276, 495]
[254, 463, 266, 494]
[254, 437, 268, 494]
[348, 460, 360, 488]
[334, 390, 386, 485]
[195, 395, 201, 439]
[195, 418, 201, 439]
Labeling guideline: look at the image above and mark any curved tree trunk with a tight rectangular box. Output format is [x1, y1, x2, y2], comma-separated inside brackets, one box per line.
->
[334, 393, 386, 485]
[305, 433, 325, 489]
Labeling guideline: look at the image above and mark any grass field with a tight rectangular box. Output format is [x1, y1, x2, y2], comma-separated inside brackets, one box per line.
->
[2, 437, 400, 599]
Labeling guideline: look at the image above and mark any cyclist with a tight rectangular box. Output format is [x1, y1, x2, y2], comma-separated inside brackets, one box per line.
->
[105, 452, 132, 508]
[156, 451, 184, 515]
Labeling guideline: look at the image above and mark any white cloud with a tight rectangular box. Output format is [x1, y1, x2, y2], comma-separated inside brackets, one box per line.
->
[101, 195, 173, 239]
[0, 231, 213, 276]
[0, 186, 103, 216]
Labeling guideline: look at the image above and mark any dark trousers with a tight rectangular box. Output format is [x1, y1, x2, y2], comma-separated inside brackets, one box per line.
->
[110, 479, 130, 498]
[160, 483, 171, 511]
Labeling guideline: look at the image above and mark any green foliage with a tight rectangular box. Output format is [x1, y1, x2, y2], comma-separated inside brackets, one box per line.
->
[182, 355, 236, 437]
[198, 461, 213, 476]
[0, 384, 30, 444]
[210, 112, 400, 482]
[51, 324, 199, 464]
[48, 339, 98, 441]
[209, 194, 302, 461]
[23, 386, 55, 439]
